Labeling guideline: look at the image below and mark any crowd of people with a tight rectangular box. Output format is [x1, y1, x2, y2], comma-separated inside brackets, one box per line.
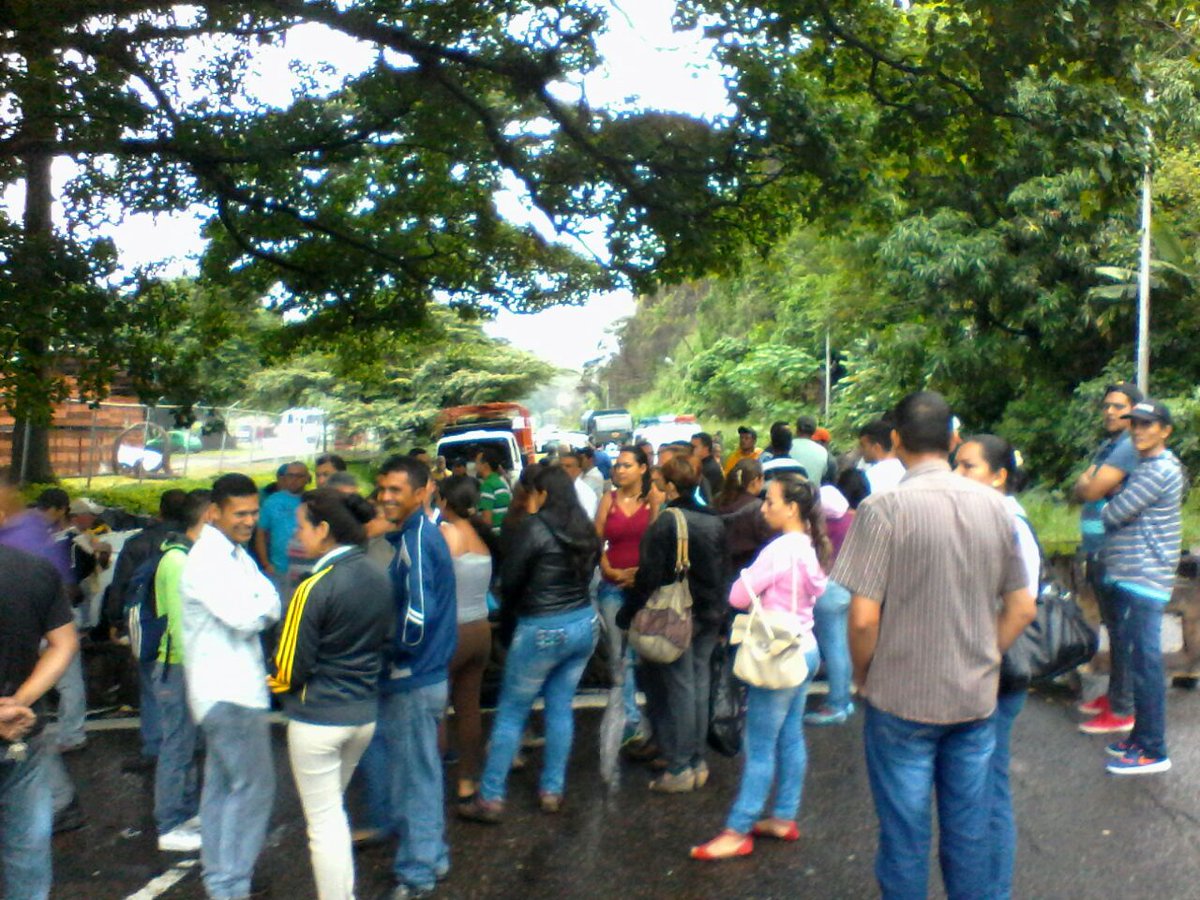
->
[0, 383, 1186, 900]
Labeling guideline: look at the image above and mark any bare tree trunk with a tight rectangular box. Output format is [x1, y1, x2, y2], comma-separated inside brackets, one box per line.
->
[10, 40, 58, 484]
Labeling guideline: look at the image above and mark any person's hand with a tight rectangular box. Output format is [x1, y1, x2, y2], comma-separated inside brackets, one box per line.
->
[0, 703, 36, 741]
[617, 568, 637, 588]
[263, 563, 276, 576]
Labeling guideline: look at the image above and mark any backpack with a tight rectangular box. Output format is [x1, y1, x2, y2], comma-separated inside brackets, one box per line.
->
[125, 544, 184, 666]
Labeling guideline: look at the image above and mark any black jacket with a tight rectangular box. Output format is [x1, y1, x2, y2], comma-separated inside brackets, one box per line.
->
[268, 547, 394, 726]
[499, 513, 597, 643]
[105, 519, 182, 630]
[700, 456, 724, 503]
[617, 497, 729, 631]
[718, 493, 777, 574]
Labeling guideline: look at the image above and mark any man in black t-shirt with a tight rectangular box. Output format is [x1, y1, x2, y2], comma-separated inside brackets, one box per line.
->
[0, 542, 78, 899]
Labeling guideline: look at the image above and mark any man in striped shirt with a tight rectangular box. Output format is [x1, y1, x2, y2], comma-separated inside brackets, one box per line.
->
[1100, 400, 1184, 775]
[834, 391, 1035, 900]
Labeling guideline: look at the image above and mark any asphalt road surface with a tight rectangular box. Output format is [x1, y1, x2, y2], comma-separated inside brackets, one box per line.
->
[52, 681, 1200, 900]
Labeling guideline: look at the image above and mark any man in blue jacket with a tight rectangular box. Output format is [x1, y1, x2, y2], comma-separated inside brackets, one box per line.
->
[375, 455, 457, 899]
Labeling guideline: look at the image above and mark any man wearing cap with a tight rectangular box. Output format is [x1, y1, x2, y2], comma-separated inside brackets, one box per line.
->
[723, 426, 761, 474]
[1073, 381, 1143, 735]
[1099, 399, 1184, 774]
[791, 415, 835, 484]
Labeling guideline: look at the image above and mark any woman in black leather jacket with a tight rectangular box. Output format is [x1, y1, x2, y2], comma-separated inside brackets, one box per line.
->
[460, 465, 600, 822]
[617, 456, 729, 793]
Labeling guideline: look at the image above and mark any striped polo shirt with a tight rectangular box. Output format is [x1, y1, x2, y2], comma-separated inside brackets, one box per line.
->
[1100, 449, 1184, 602]
[832, 460, 1028, 724]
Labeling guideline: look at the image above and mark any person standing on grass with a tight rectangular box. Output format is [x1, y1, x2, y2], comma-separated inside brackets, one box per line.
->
[153, 490, 213, 855]
[181, 473, 281, 900]
[1073, 381, 1143, 735]
[690, 474, 828, 861]
[833, 392, 1035, 900]
[1099, 400, 1184, 776]
[269, 488, 393, 900]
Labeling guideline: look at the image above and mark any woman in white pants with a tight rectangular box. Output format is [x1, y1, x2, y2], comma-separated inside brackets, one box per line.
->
[268, 488, 394, 900]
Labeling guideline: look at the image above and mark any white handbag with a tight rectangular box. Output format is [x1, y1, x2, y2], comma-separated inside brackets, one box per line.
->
[729, 565, 816, 690]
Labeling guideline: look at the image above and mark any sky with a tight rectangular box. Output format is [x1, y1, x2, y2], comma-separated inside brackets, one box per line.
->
[4, 1, 729, 370]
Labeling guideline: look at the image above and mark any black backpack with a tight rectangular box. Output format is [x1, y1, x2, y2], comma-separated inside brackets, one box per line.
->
[125, 544, 185, 665]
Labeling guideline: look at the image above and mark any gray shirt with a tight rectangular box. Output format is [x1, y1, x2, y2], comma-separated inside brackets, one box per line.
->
[832, 460, 1027, 724]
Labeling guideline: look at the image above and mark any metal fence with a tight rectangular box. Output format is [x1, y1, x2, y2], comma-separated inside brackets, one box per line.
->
[0, 399, 377, 484]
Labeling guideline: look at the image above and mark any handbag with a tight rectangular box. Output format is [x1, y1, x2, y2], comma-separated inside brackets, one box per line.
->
[730, 566, 816, 690]
[1000, 581, 1098, 692]
[628, 508, 694, 664]
[1000, 516, 1099, 692]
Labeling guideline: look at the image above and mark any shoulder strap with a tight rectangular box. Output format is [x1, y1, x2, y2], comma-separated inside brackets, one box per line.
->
[1014, 513, 1046, 585]
[669, 507, 690, 574]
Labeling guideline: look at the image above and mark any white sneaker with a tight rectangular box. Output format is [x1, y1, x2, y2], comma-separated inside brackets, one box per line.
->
[158, 826, 202, 853]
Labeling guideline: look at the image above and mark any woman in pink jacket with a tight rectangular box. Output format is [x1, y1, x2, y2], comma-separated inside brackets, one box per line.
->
[691, 473, 830, 860]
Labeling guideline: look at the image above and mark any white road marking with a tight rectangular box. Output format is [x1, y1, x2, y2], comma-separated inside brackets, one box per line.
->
[123, 858, 197, 900]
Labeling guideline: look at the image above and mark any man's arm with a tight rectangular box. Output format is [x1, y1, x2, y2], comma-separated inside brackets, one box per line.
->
[10, 622, 77, 709]
[1101, 466, 1162, 528]
[254, 524, 273, 573]
[181, 552, 280, 635]
[1074, 464, 1128, 503]
[848, 595, 881, 688]
[996, 587, 1037, 652]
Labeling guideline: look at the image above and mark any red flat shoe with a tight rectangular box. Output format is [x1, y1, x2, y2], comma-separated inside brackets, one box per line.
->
[689, 831, 754, 860]
[752, 820, 800, 842]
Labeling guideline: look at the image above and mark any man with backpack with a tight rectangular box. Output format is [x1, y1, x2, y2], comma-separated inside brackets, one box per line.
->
[108, 488, 189, 773]
[181, 474, 280, 900]
[151, 490, 213, 852]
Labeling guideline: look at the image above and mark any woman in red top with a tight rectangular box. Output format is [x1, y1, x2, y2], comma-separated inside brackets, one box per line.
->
[595, 445, 658, 744]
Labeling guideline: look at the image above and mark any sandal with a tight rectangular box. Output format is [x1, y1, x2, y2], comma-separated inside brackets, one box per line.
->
[690, 830, 753, 861]
[457, 796, 504, 825]
[751, 819, 800, 841]
[538, 792, 563, 814]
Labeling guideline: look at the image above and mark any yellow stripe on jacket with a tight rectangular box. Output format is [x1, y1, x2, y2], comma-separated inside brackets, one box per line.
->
[267, 567, 332, 694]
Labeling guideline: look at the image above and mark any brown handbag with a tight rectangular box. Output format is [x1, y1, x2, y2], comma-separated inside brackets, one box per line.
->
[628, 508, 694, 664]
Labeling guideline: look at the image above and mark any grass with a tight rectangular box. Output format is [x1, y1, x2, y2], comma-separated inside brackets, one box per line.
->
[1020, 488, 1200, 557]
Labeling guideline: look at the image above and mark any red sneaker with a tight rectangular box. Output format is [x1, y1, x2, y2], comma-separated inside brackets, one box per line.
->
[1077, 694, 1110, 716]
[1079, 710, 1135, 734]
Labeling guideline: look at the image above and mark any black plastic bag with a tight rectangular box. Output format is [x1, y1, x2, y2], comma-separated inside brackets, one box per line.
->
[707, 640, 747, 757]
[1000, 582, 1099, 693]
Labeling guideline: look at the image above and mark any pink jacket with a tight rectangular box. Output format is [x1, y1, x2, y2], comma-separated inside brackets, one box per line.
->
[728, 532, 827, 636]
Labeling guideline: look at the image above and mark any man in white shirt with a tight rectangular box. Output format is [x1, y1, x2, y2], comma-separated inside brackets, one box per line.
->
[181, 473, 280, 900]
[559, 451, 599, 519]
[859, 418, 905, 495]
[579, 446, 606, 501]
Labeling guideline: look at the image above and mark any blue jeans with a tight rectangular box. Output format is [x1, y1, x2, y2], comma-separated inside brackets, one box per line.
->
[640, 625, 719, 774]
[597, 583, 641, 729]
[1119, 587, 1168, 757]
[154, 664, 199, 835]
[864, 703, 995, 900]
[481, 607, 598, 801]
[0, 732, 52, 900]
[726, 645, 820, 834]
[987, 690, 1026, 900]
[138, 656, 162, 759]
[1090, 561, 1133, 715]
[380, 681, 449, 891]
[813, 581, 852, 710]
[199, 703, 276, 899]
[356, 725, 392, 833]
[55, 638, 87, 748]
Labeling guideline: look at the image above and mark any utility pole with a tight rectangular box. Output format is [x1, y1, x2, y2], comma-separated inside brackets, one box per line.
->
[1136, 93, 1154, 395]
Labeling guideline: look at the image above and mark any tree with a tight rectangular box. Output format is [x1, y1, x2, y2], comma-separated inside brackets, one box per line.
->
[245, 306, 557, 445]
[0, 1, 793, 480]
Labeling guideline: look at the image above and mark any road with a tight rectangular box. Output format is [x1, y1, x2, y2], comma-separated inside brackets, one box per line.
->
[52, 681, 1200, 900]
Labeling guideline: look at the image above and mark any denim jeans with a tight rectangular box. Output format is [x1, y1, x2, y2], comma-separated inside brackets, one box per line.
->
[813, 581, 853, 711]
[640, 624, 719, 774]
[355, 726, 392, 833]
[480, 607, 599, 801]
[380, 681, 450, 891]
[987, 690, 1026, 900]
[863, 702, 995, 900]
[0, 732, 52, 900]
[1119, 587, 1168, 758]
[54, 638, 87, 748]
[138, 656, 162, 759]
[46, 747, 74, 814]
[597, 583, 641, 729]
[199, 703, 276, 899]
[1089, 559, 1133, 715]
[154, 663, 199, 835]
[725, 645, 820, 834]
